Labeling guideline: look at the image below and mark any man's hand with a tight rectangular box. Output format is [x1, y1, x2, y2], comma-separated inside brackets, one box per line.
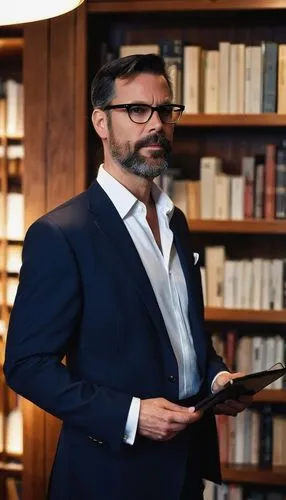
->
[213, 372, 253, 416]
[138, 397, 203, 441]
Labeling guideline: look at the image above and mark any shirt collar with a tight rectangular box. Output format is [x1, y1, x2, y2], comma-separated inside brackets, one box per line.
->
[96, 164, 174, 220]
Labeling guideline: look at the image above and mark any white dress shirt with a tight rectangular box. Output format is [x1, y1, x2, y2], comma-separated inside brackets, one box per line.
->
[96, 165, 226, 445]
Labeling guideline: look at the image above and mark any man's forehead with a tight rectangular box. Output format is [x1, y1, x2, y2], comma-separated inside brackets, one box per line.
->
[113, 73, 170, 100]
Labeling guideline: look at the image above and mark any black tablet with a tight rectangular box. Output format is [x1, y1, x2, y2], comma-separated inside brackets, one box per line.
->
[194, 367, 286, 412]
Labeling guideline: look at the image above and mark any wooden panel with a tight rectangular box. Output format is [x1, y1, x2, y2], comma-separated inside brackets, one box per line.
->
[47, 13, 76, 210]
[23, 6, 87, 499]
[22, 21, 49, 500]
[88, 0, 286, 13]
[23, 21, 48, 228]
[74, 4, 87, 194]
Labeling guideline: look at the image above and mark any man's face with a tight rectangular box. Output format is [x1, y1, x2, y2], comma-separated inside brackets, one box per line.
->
[107, 73, 174, 179]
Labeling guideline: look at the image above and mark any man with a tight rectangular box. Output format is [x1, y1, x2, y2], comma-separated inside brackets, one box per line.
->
[4, 54, 248, 500]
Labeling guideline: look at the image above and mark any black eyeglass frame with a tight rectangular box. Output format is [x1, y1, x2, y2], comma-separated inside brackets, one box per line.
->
[102, 103, 185, 124]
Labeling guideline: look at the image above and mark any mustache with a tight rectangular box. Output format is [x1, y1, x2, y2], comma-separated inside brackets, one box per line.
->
[134, 133, 171, 153]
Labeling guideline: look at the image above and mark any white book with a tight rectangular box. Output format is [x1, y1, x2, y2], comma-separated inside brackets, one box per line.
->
[6, 193, 25, 241]
[200, 157, 222, 219]
[5, 79, 19, 137]
[223, 260, 235, 308]
[214, 173, 230, 220]
[183, 45, 201, 114]
[230, 175, 244, 220]
[261, 259, 271, 310]
[229, 44, 238, 113]
[172, 180, 188, 217]
[244, 46, 252, 113]
[250, 410, 260, 465]
[234, 260, 244, 309]
[277, 44, 286, 113]
[236, 336, 253, 373]
[271, 259, 283, 310]
[250, 46, 263, 113]
[204, 50, 219, 113]
[6, 245, 22, 274]
[236, 44, 246, 114]
[205, 246, 225, 307]
[119, 44, 160, 57]
[6, 277, 19, 306]
[5, 406, 23, 455]
[264, 336, 276, 388]
[252, 258, 263, 310]
[235, 410, 246, 464]
[272, 335, 285, 389]
[252, 336, 265, 372]
[242, 260, 253, 309]
[0, 191, 5, 238]
[218, 42, 230, 113]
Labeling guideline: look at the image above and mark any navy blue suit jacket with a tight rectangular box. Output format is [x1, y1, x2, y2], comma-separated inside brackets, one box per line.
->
[4, 181, 226, 500]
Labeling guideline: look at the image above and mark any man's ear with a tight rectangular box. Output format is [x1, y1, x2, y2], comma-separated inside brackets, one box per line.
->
[92, 108, 109, 140]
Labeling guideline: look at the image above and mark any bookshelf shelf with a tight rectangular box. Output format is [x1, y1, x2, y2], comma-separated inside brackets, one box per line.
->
[253, 389, 286, 403]
[0, 461, 23, 479]
[221, 464, 286, 486]
[179, 114, 286, 127]
[188, 219, 286, 234]
[88, 1, 286, 14]
[205, 308, 286, 323]
[0, 38, 23, 57]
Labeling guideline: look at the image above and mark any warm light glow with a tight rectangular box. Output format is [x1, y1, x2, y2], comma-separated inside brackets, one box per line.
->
[0, 0, 85, 26]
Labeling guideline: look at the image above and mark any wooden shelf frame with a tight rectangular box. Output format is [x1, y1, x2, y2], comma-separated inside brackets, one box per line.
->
[0, 461, 23, 479]
[205, 308, 286, 323]
[178, 114, 286, 127]
[221, 464, 286, 486]
[0, 38, 23, 57]
[88, 0, 286, 14]
[188, 219, 286, 234]
[253, 389, 286, 403]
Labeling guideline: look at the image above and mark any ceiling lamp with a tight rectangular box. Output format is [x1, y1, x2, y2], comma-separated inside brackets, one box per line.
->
[0, 0, 85, 26]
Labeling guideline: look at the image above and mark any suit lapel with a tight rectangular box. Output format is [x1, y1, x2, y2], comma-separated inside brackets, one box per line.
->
[87, 181, 174, 355]
[170, 210, 206, 374]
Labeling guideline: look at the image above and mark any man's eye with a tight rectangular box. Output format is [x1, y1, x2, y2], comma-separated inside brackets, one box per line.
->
[130, 106, 148, 114]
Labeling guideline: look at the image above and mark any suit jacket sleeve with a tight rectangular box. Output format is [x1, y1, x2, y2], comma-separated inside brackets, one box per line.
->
[4, 218, 132, 452]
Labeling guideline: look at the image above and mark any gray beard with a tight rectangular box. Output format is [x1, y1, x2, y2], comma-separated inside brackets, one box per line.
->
[112, 149, 169, 179]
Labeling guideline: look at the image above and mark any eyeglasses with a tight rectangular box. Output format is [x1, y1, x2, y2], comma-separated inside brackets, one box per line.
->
[103, 103, 185, 124]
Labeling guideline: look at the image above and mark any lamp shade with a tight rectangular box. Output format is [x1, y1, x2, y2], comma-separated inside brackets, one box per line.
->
[0, 0, 85, 26]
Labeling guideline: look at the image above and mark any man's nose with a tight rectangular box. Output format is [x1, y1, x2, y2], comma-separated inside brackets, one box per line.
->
[147, 110, 164, 131]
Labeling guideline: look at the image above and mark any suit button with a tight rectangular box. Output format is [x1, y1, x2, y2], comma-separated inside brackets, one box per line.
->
[168, 375, 176, 383]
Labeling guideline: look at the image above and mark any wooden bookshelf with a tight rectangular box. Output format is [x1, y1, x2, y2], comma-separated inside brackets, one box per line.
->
[205, 308, 286, 323]
[88, 0, 286, 13]
[188, 219, 286, 234]
[179, 114, 286, 127]
[221, 464, 286, 486]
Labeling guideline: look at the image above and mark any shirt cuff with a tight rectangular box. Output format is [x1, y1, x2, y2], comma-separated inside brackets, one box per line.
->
[123, 397, 140, 445]
[211, 371, 230, 393]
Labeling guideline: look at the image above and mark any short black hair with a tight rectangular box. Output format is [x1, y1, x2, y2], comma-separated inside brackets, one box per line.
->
[90, 53, 172, 109]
